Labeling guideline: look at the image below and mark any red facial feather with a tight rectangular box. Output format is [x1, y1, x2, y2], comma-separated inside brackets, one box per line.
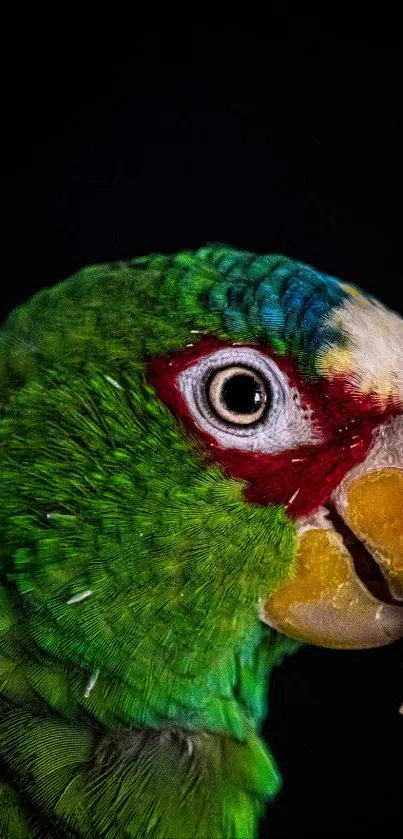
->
[147, 338, 391, 518]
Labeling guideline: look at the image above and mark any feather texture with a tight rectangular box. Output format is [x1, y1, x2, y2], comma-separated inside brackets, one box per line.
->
[0, 246, 396, 836]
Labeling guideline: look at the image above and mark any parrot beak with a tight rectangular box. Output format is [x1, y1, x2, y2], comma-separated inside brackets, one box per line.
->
[261, 420, 403, 649]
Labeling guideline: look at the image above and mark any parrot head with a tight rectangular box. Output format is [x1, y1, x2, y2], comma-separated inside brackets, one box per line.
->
[0, 246, 402, 836]
[0, 246, 402, 733]
[146, 250, 403, 653]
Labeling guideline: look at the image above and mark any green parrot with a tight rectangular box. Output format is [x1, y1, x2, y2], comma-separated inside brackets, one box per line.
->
[0, 246, 402, 838]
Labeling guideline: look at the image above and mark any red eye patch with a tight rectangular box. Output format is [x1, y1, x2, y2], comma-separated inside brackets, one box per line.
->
[147, 337, 391, 518]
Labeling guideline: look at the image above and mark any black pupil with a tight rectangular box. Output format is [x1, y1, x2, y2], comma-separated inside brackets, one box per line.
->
[221, 374, 265, 415]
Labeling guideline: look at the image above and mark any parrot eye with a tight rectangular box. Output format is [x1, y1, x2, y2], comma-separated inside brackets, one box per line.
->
[206, 366, 269, 426]
[177, 346, 321, 454]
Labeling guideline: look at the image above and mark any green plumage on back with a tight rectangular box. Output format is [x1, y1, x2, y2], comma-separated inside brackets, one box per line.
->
[0, 250, 301, 837]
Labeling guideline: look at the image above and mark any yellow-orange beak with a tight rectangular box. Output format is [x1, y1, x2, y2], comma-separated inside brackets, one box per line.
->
[261, 423, 403, 649]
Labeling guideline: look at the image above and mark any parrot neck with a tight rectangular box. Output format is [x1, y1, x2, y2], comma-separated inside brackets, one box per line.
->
[0, 700, 278, 838]
[0, 623, 299, 836]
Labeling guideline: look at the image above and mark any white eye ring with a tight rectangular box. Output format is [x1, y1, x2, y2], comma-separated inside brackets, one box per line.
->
[206, 365, 269, 426]
[177, 347, 322, 454]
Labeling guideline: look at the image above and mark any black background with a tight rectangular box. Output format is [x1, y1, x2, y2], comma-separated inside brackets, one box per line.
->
[2, 26, 403, 838]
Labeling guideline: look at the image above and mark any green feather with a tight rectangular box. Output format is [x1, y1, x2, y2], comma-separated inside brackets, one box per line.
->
[0, 250, 301, 837]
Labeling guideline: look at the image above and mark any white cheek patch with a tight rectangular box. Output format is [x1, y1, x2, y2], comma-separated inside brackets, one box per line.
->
[177, 346, 322, 454]
[317, 294, 403, 407]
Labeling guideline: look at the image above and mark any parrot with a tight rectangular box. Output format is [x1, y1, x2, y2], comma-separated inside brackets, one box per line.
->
[0, 245, 402, 838]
